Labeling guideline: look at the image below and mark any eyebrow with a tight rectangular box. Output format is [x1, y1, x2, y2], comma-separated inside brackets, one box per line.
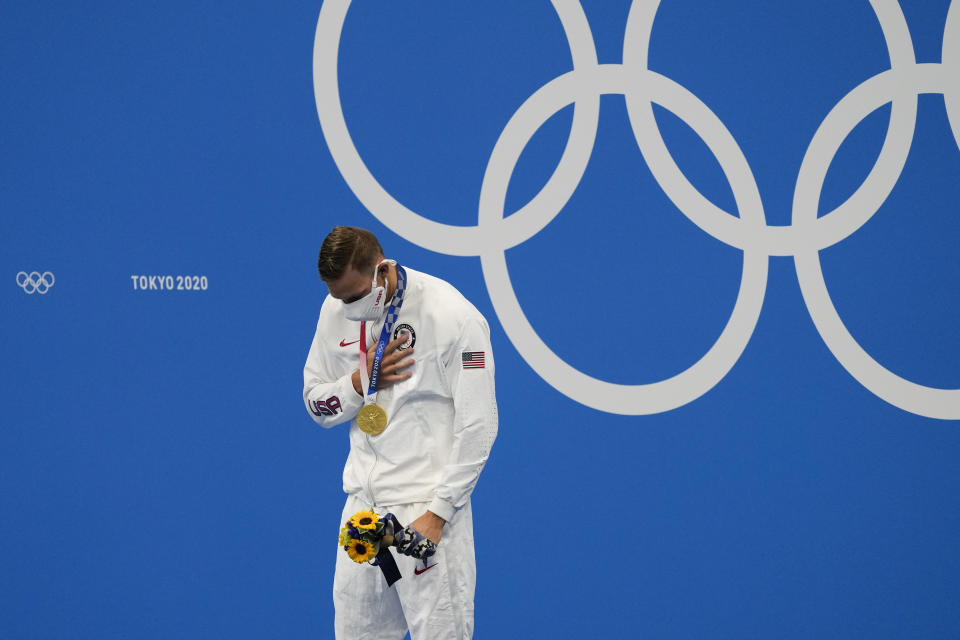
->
[341, 285, 370, 304]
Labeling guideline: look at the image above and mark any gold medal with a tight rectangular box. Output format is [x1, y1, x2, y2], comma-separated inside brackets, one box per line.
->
[357, 404, 388, 435]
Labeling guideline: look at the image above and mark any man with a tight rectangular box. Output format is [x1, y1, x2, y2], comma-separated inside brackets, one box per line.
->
[302, 226, 498, 639]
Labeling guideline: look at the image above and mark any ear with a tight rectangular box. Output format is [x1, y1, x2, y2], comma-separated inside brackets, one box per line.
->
[376, 259, 390, 283]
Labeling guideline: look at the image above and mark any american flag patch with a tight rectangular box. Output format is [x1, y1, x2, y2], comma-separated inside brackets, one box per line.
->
[461, 351, 485, 369]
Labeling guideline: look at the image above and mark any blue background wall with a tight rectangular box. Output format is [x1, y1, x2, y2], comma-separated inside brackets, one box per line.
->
[3, 1, 959, 637]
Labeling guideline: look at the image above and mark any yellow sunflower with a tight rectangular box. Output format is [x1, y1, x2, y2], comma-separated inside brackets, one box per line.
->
[350, 510, 380, 531]
[346, 539, 377, 563]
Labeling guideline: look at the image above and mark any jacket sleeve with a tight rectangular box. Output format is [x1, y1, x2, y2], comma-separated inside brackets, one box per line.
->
[429, 314, 498, 521]
[302, 311, 364, 428]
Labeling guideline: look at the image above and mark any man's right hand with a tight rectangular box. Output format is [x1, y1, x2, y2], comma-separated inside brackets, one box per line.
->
[351, 331, 415, 395]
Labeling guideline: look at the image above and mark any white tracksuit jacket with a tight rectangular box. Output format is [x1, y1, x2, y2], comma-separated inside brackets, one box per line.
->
[302, 267, 498, 522]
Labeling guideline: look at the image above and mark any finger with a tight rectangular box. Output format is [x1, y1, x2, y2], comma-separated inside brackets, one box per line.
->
[366, 334, 403, 356]
[367, 335, 408, 365]
[383, 353, 415, 374]
[390, 357, 415, 372]
[383, 370, 414, 385]
[381, 345, 412, 366]
[381, 371, 414, 387]
[386, 332, 409, 352]
[385, 347, 414, 365]
[367, 335, 409, 359]
[381, 365, 414, 383]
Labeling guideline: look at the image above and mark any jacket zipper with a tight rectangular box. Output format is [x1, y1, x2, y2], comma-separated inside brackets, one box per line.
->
[365, 433, 378, 507]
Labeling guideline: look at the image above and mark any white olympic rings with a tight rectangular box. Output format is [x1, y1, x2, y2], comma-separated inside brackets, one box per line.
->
[16, 271, 55, 295]
[314, 0, 960, 419]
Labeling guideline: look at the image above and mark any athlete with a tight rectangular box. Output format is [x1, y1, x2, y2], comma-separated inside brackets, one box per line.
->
[302, 226, 498, 639]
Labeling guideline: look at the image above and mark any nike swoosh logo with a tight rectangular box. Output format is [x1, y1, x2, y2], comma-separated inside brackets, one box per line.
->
[414, 563, 438, 576]
[339, 339, 360, 347]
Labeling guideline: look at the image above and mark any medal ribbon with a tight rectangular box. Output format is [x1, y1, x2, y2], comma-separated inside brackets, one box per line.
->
[358, 264, 407, 405]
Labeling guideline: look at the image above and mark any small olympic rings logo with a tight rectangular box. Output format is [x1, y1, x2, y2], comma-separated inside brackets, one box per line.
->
[314, 0, 960, 419]
[16, 271, 55, 295]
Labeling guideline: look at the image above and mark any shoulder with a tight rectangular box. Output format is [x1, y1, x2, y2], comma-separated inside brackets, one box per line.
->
[313, 293, 352, 340]
[404, 267, 489, 338]
[317, 293, 343, 324]
[407, 268, 485, 317]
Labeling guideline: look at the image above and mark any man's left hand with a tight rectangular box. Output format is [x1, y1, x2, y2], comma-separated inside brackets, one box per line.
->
[409, 510, 445, 544]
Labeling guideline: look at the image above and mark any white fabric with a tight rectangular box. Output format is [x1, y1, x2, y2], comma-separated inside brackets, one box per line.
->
[333, 495, 475, 640]
[303, 266, 497, 637]
[303, 267, 498, 521]
[342, 258, 393, 321]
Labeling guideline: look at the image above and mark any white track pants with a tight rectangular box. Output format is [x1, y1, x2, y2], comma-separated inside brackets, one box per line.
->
[333, 494, 476, 640]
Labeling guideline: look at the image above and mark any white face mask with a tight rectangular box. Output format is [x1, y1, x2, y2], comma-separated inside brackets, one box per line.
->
[342, 259, 394, 322]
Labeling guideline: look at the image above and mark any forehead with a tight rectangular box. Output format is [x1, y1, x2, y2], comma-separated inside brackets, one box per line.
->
[324, 266, 370, 300]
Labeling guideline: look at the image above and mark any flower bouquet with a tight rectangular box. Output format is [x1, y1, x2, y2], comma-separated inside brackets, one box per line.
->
[339, 510, 391, 564]
[339, 509, 438, 586]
